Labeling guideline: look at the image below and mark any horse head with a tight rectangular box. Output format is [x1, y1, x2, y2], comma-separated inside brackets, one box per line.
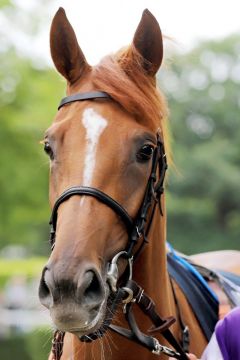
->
[39, 8, 167, 340]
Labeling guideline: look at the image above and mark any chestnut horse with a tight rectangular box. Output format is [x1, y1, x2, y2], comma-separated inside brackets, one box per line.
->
[39, 8, 240, 360]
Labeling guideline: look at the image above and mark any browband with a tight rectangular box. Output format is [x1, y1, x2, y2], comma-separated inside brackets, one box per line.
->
[58, 91, 111, 110]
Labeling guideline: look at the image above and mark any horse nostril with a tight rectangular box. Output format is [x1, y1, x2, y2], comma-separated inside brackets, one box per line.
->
[80, 270, 104, 306]
[39, 266, 104, 311]
[38, 267, 52, 308]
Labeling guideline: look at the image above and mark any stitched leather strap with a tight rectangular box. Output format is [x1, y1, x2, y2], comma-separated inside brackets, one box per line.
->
[127, 280, 189, 359]
[58, 91, 111, 110]
[108, 280, 189, 359]
[49, 186, 134, 248]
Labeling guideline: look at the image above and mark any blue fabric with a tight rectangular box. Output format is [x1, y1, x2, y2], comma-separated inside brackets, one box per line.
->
[167, 245, 219, 341]
[167, 243, 218, 302]
[218, 271, 240, 287]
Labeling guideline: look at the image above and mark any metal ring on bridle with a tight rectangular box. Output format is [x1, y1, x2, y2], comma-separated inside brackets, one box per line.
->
[106, 251, 133, 293]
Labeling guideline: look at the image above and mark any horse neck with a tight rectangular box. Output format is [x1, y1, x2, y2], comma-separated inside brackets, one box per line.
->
[133, 198, 176, 319]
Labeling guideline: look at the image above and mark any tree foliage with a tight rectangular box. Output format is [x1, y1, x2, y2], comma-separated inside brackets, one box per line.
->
[0, 49, 64, 254]
[159, 35, 240, 253]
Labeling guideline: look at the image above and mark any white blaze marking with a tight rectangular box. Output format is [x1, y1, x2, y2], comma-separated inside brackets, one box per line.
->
[82, 108, 107, 186]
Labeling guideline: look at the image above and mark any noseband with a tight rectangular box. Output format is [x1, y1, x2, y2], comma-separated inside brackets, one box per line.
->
[49, 91, 188, 360]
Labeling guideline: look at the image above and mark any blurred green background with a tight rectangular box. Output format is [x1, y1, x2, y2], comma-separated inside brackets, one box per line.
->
[161, 37, 240, 252]
[0, 0, 239, 358]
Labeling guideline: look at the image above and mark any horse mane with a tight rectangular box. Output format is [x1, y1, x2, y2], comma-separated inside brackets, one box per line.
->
[92, 47, 170, 156]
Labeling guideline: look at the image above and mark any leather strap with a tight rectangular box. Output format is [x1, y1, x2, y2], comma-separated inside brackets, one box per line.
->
[49, 186, 134, 248]
[127, 280, 188, 359]
[109, 280, 189, 359]
[52, 331, 65, 360]
[126, 134, 167, 258]
[58, 91, 111, 110]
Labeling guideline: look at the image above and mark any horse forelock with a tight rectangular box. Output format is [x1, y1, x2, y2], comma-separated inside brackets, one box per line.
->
[92, 49, 170, 158]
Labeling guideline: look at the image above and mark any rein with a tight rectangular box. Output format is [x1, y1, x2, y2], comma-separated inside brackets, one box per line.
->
[49, 91, 188, 360]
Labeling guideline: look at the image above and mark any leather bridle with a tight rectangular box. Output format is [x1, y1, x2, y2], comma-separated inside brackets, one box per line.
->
[49, 91, 188, 360]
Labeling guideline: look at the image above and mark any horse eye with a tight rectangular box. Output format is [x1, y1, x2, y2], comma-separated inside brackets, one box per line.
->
[136, 144, 154, 162]
[44, 141, 54, 160]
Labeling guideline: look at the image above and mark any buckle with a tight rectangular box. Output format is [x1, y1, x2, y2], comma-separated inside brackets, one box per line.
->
[107, 251, 133, 292]
[122, 287, 134, 304]
[152, 338, 180, 357]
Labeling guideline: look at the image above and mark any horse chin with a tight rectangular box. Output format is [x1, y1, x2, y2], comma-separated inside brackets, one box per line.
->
[69, 314, 105, 338]
[71, 311, 105, 338]
[50, 298, 108, 338]
[73, 290, 114, 339]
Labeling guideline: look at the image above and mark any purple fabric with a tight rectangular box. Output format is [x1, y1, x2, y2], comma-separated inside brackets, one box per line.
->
[215, 307, 240, 360]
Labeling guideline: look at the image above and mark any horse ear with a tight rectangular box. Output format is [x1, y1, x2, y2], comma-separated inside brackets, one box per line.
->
[132, 9, 163, 76]
[50, 8, 90, 84]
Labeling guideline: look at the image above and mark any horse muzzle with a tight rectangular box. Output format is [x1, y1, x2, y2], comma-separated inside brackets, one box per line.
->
[39, 263, 108, 335]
